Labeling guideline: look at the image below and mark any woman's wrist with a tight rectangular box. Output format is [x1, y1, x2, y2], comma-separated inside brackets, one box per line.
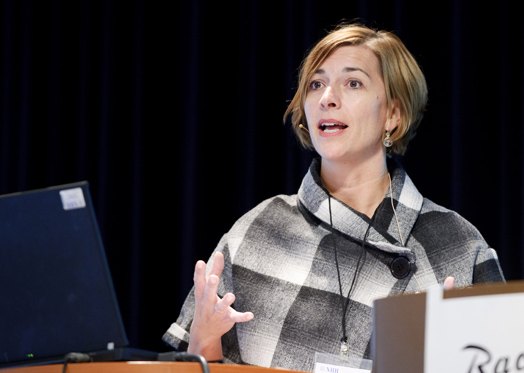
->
[188, 335, 224, 361]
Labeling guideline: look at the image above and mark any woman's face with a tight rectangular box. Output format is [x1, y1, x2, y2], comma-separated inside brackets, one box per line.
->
[304, 45, 397, 164]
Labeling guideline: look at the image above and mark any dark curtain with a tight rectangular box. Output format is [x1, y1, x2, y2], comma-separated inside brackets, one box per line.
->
[1, 0, 523, 352]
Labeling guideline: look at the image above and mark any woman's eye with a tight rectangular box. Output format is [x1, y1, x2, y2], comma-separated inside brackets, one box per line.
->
[348, 80, 361, 88]
[309, 81, 323, 90]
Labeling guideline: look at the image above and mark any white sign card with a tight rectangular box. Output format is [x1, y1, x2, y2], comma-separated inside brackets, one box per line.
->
[424, 284, 524, 373]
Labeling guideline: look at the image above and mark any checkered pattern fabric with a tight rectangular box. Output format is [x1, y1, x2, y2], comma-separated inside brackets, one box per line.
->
[163, 158, 504, 372]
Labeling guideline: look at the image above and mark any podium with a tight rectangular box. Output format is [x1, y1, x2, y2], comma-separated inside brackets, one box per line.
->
[372, 280, 524, 373]
[5, 281, 523, 373]
[0, 362, 308, 373]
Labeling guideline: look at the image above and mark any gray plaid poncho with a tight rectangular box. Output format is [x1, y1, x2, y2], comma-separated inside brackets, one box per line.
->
[163, 158, 504, 372]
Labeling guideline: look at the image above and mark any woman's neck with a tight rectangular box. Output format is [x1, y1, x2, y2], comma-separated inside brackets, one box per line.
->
[320, 157, 390, 218]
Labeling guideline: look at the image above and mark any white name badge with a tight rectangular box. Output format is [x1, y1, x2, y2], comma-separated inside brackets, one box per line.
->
[314, 352, 372, 373]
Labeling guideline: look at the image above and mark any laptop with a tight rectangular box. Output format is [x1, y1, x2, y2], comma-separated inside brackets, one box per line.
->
[0, 182, 158, 367]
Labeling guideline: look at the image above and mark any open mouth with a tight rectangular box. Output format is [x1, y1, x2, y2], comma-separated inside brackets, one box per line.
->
[319, 123, 348, 133]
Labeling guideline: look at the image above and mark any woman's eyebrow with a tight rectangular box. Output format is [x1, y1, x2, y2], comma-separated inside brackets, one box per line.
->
[313, 66, 371, 78]
[343, 67, 371, 78]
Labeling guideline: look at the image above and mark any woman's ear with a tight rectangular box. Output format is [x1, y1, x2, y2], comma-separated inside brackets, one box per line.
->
[387, 99, 402, 131]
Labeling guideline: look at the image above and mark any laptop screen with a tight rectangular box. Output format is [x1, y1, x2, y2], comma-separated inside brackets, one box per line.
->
[0, 182, 128, 367]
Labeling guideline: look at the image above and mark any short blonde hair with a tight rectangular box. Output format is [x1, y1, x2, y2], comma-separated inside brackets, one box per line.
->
[284, 23, 428, 155]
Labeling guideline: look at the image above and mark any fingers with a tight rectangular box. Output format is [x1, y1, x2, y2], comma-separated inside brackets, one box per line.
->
[230, 310, 254, 323]
[214, 293, 235, 314]
[193, 260, 207, 301]
[202, 275, 220, 316]
[208, 252, 225, 278]
[443, 276, 455, 290]
[192, 252, 254, 325]
[193, 252, 224, 300]
[215, 293, 254, 323]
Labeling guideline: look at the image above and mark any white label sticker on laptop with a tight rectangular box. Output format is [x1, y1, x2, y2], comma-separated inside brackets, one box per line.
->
[59, 187, 86, 210]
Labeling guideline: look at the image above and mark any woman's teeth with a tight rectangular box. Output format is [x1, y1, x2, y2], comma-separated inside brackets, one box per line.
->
[320, 123, 348, 133]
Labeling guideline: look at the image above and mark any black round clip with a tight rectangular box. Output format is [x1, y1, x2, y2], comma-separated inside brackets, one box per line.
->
[390, 256, 411, 279]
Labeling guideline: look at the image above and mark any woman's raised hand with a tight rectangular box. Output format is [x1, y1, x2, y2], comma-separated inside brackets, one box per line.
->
[188, 252, 254, 360]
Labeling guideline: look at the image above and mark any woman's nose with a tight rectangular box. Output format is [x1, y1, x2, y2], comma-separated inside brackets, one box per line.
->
[319, 86, 340, 109]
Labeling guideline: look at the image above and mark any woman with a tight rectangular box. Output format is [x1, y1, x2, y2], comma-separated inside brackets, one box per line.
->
[163, 23, 504, 372]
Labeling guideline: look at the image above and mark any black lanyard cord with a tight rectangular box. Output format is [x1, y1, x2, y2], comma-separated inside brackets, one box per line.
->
[328, 196, 375, 346]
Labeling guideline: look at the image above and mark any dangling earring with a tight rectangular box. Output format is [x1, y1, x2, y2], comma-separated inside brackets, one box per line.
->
[383, 130, 393, 148]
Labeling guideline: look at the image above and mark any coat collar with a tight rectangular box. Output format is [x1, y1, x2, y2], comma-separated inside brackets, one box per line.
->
[297, 158, 423, 258]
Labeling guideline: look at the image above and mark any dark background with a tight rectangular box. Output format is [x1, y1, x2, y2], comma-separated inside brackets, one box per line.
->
[1, 0, 523, 353]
